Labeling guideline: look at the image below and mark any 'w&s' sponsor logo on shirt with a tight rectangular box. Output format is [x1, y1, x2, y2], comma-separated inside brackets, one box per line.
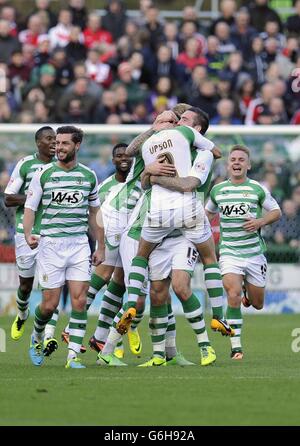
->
[220, 203, 251, 217]
[51, 190, 84, 207]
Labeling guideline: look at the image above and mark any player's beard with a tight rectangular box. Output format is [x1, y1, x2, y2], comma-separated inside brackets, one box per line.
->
[58, 149, 76, 164]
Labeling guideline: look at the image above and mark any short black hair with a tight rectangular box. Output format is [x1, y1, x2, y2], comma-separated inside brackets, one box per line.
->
[112, 142, 128, 157]
[56, 125, 83, 144]
[35, 126, 54, 143]
[188, 106, 209, 135]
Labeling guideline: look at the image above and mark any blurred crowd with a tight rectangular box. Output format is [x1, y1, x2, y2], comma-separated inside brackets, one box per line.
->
[0, 0, 300, 261]
[0, 0, 300, 125]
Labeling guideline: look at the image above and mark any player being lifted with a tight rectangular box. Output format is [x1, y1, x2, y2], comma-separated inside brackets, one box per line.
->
[23, 126, 104, 369]
[4, 126, 56, 342]
[205, 145, 281, 359]
[116, 107, 234, 337]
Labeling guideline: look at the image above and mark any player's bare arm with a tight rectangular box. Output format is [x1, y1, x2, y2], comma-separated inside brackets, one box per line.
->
[243, 209, 282, 232]
[4, 193, 26, 207]
[23, 208, 39, 249]
[141, 159, 177, 190]
[150, 175, 200, 193]
[89, 206, 105, 266]
[206, 209, 217, 222]
[126, 110, 178, 156]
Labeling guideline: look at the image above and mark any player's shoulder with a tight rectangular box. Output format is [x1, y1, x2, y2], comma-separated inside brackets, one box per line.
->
[211, 180, 229, 192]
[78, 162, 97, 177]
[248, 178, 266, 193]
[16, 154, 37, 169]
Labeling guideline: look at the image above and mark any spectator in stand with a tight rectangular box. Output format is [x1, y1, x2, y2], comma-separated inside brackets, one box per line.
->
[179, 20, 207, 55]
[181, 6, 200, 31]
[219, 51, 247, 89]
[163, 21, 180, 59]
[26, 0, 57, 30]
[285, 0, 300, 35]
[211, 98, 242, 125]
[267, 97, 289, 124]
[9, 50, 31, 88]
[124, 20, 139, 46]
[93, 89, 118, 123]
[230, 8, 257, 57]
[245, 82, 275, 125]
[65, 25, 87, 63]
[65, 60, 103, 101]
[147, 76, 177, 114]
[0, 19, 20, 63]
[102, 0, 127, 41]
[216, 72, 232, 100]
[0, 5, 18, 36]
[112, 61, 148, 107]
[275, 36, 298, 81]
[180, 64, 208, 103]
[189, 79, 218, 118]
[57, 76, 97, 122]
[85, 48, 112, 88]
[248, 0, 283, 32]
[260, 19, 286, 49]
[33, 100, 51, 122]
[273, 199, 300, 248]
[150, 43, 186, 88]
[131, 102, 152, 124]
[68, 0, 87, 30]
[112, 83, 133, 123]
[135, 0, 153, 26]
[235, 76, 256, 121]
[214, 21, 236, 56]
[83, 11, 113, 49]
[18, 14, 45, 47]
[205, 35, 225, 77]
[142, 5, 165, 52]
[245, 36, 267, 85]
[177, 37, 207, 74]
[34, 34, 50, 66]
[291, 185, 300, 214]
[48, 9, 72, 50]
[49, 47, 74, 88]
[210, 0, 237, 34]
[128, 50, 151, 87]
[264, 37, 279, 65]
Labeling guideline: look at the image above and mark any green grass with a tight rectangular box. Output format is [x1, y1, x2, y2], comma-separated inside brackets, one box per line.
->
[0, 314, 300, 426]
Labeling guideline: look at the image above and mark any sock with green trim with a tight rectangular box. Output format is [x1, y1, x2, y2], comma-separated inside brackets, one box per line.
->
[226, 306, 243, 352]
[181, 294, 210, 347]
[33, 305, 52, 342]
[131, 298, 145, 331]
[165, 303, 177, 359]
[94, 280, 125, 342]
[44, 309, 59, 339]
[16, 287, 31, 320]
[102, 326, 122, 355]
[127, 256, 148, 308]
[86, 274, 108, 310]
[68, 309, 87, 359]
[149, 304, 168, 359]
[204, 263, 224, 319]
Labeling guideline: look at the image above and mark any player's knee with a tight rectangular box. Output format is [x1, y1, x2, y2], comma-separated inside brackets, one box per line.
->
[72, 295, 87, 311]
[226, 291, 241, 307]
[41, 302, 57, 316]
[172, 282, 191, 301]
[150, 288, 166, 306]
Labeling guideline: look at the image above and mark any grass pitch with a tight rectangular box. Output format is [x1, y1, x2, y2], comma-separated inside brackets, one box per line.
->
[0, 314, 300, 426]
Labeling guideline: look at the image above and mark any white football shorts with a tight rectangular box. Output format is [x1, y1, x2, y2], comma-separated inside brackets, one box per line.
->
[219, 254, 267, 287]
[15, 233, 39, 278]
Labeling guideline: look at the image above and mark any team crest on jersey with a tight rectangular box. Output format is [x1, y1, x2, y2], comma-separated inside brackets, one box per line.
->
[115, 234, 120, 242]
[43, 274, 48, 282]
[76, 178, 83, 185]
[220, 203, 251, 216]
[194, 162, 206, 172]
[51, 190, 84, 207]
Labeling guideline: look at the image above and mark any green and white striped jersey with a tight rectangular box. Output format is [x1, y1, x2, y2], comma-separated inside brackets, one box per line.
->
[103, 154, 144, 215]
[25, 162, 99, 238]
[4, 154, 52, 235]
[206, 178, 280, 258]
[98, 174, 122, 205]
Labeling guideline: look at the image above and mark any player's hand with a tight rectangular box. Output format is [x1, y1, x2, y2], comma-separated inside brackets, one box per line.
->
[25, 235, 39, 250]
[243, 217, 263, 232]
[211, 146, 222, 159]
[92, 247, 105, 266]
[152, 110, 178, 131]
[146, 159, 176, 176]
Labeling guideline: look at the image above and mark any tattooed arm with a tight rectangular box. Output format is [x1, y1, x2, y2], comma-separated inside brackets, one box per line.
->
[126, 110, 178, 157]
